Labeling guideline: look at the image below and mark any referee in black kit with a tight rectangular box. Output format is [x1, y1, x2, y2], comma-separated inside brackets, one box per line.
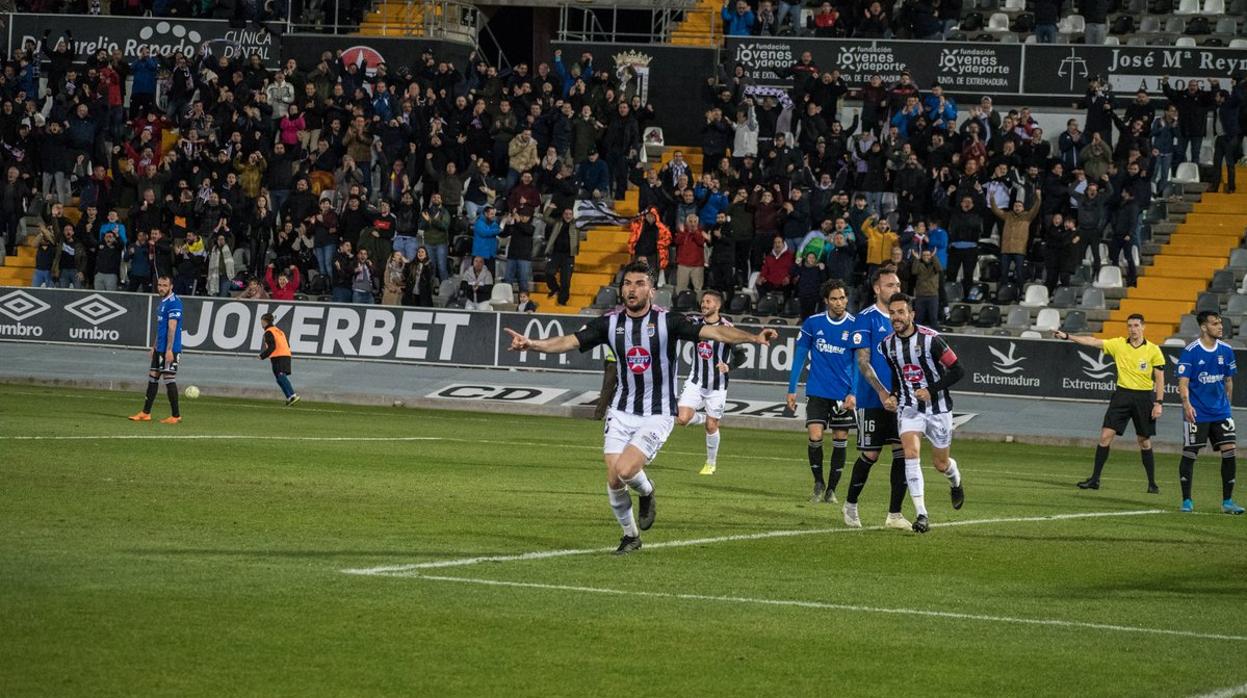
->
[1056, 314, 1167, 493]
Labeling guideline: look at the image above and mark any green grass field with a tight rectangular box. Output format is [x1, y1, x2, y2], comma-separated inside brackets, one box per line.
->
[2, 383, 1246, 697]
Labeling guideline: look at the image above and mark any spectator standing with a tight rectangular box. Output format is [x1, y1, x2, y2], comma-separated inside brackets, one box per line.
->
[990, 193, 1042, 283]
[629, 208, 672, 272]
[1210, 84, 1244, 194]
[421, 192, 452, 282]
[95, 230, 124, 291]
[382, 251, 407, 306]
[471, 206, 503, 273]
[544, 207, 580, 306]
[947, 196, 983, 295]
[758, 235, 796, 297]
[910, 249, 943, 325]
[501, 210, 536, 293]
[1162, 76, 1216, 173]
[404, 247, 437, 307]
[722, 0, 757, 35]
[1073, 178, 1114, 275]
[675, 214, 710, 293]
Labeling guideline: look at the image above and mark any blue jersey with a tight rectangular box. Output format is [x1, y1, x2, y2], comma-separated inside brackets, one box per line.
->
[155, 293, 184, 353]
[789, 311, 858, 399]
[1177, 339, 1236, 422]
[851, 304, 894, 408]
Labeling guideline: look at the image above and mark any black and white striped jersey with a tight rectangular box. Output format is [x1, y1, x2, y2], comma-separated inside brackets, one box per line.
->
[687, 316, 734, 391]
[880, 325, 959, 414]
[575, 307, 703, 417]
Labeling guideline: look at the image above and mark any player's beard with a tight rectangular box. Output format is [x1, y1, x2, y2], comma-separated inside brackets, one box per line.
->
[624, 294, 649, 314]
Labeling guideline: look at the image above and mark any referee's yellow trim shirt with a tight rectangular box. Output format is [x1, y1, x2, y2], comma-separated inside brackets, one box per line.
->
[1101, 337, 1166, 391]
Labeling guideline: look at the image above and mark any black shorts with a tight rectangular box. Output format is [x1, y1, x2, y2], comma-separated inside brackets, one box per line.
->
[806, 396, 855, 430]
[856, 407, 900, 451]
[270, 356, 293, 375]
[1183, 417, 1237, 450]
[1102, 389, 1156, 438]
[150, 350, 180, 376]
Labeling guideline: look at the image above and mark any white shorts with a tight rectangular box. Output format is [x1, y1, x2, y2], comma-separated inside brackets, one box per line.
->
[898, 408, 954, 449]
[678, 380, 728, 419]
[604, 408, 676, 463]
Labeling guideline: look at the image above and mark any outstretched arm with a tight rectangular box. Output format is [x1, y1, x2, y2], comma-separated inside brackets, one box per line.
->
[1054, 329, 1104, 349]
[699, 324, 778, 346]
[504, 327, 581, 354]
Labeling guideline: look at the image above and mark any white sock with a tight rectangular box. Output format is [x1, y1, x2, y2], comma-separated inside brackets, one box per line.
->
[608, 485, 638, 537]
[624, 470, 654, 496]
[705, 430, 720, 464]
[944, 459, 961, 488]
[906, 457, 928, 517]
[687, 412, 707, 426]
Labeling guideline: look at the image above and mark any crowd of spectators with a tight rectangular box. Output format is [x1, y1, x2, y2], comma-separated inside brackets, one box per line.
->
[0, 33, 672, 310]
[2, 15, 1245, 322]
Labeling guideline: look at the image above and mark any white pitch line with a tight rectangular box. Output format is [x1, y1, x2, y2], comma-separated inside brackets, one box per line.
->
[0, 435, 444, 442]
[404, 573, 1247, 643]
[1190, 683, 1247, 698]
[342, 509, 1166, 575]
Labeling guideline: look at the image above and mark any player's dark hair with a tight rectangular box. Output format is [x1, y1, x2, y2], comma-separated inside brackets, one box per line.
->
[701, 289, 724, 303]
[888, 292, 914, 309]
[261, 313, 275, 324]
[621, 260, 653, 278]
[820, 278, 846, 300]
[869, 267, 898, 290]
[156, 274, 172, 283]
[1127, 313, 1145, 323]
[1197, 310, 1221, 325]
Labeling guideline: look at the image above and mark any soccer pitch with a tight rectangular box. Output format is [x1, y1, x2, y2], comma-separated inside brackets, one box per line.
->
[2, 383, 1245, 697]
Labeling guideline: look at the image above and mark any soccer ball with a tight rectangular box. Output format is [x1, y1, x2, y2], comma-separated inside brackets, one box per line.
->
[184, 386, 201, 399]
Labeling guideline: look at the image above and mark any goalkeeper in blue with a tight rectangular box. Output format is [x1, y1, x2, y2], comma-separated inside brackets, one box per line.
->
[1176, 310, 1244, 514]
[787, 279, 858, 503]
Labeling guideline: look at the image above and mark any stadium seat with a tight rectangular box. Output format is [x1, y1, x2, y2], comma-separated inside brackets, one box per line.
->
[1226, 293, 1247, 316]
[1080, 287, 1107, 309]
[947, 304, 973, 326]
[975, 304, 1003, 327]
[740, 315, 761, 325]
[768, 317, 790, 326]
[756, 295, 780, 316]
[1032, 308, 1061, 332]
[1230, 38, 1247, 48]
[1102, 35, 1121, 44]
[1003, 0, 1025, 10]
[1004, 306, 1031, 329]
[592, 285, 619, 309]
[674, 290, 697, 311]
[489, 283, 515, 308]
[1176, 36, 1197, 46]
[1163, 337, 1187, 346]
[1214, 17, 1237, 33]
[1176, 0, 1201, 12]
[1050, 286, 1079, 308]
[1093, 266, 1124, 289]
[1060, 13, 1086, 32]
[996, 282, 1021, 304]
[654, 288, 673, 308]
[986, 12, 1011, 30]
[1019, 330, 1042, 339]
[727, 294, 752, 314]
[1172, 162, 1201, 184]
[1062, 310, 1089, 333]
[1139, 15, 1162, 32]
[1165, 17, 1187, 33]
[1019, 284, 1050, 308]
[739, 271, 760, 302]
[1196, 292, 1221, 314]
[780, 297, 802, 318]
[1179, 314, 1201, 335]
[944, 281, 963, 303]
[1228, 248, 1247, 271]
[1210, 269, 1236, 293]
[1206, 0, 1227, 12]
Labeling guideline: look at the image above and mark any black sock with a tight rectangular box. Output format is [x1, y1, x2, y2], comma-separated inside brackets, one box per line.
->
[1141, 448, 1156, 487]
[1179, 452, 1196, 500]
[143, 378, 159, 414]
[808, 439, 825, 485]
[846, 455, 875, 504]
[1091, 444, 1110, 480]
[1222, 450, 1237, 501]
[828, 440, 848, 492]
[166, 381, 180, 418]
[888, 452, 907, 514]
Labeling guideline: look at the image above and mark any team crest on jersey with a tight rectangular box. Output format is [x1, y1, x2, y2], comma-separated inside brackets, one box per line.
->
[646, 324, 657, 338]
[852, 332, 863, 345]
[1178, 364, 1187, 375]
[697, 341, 714, 360]
[902, 363, 924, 383]
[842, 331, 850, 341]
[1218, 355, 1225, 364]
[626, 346, 653, 373]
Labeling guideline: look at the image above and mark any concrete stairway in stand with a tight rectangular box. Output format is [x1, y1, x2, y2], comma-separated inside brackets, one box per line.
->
[670, 0, 722, 46]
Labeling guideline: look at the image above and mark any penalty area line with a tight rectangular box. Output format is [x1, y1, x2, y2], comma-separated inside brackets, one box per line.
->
[342, 509, 1166, 575]
[1190, 682, 1247, 698]
[402, 573, 1247, 643]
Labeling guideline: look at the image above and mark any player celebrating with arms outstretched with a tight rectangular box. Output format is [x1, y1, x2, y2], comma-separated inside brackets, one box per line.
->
[787, 279, 858, 503]
[1176, 311, 1244, 514]
[874, 293, 967, 533]
[504, 262, 778, 555]
[129, 275, 184, 424]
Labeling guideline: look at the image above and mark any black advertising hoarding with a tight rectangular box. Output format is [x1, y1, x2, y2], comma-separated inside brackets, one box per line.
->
[280, 34, 474, 75]
[1022, 44, 1247, 97]
[726, 37, 1022, 97]
[0, 287, 151, 347]
[178, 297, 495, 364]
[548, 41, 717, 146]
[7, 13, 279, 67]
[1, 286, 1244, 406]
